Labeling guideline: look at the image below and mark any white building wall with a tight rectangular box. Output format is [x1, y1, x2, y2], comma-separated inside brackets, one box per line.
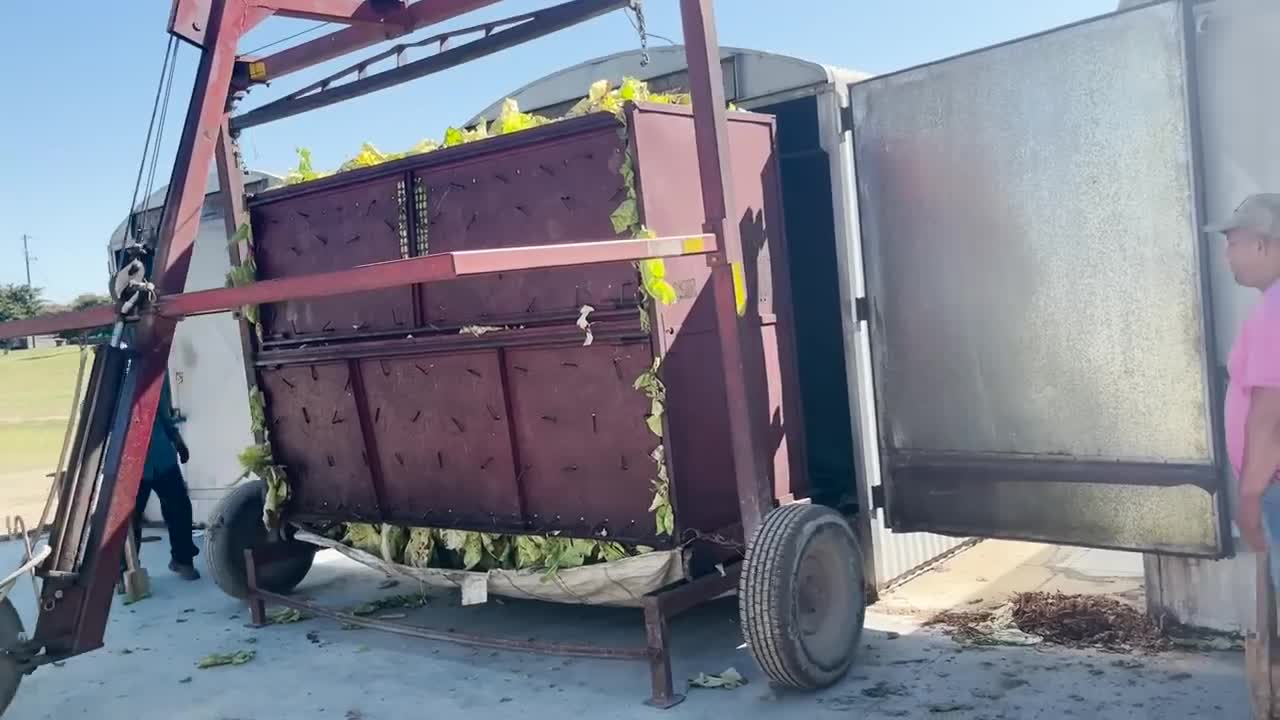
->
[162, 204, 255, 524]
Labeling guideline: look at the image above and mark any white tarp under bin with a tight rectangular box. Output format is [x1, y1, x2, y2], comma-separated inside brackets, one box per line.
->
[296, 531, 687, 608]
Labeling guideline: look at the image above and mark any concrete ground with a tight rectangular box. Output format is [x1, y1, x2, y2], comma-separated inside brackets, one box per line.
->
[1, 537, 1248, 719]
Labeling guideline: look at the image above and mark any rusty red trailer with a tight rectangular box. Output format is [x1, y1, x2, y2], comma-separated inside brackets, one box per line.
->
[0, 0, 869, 713]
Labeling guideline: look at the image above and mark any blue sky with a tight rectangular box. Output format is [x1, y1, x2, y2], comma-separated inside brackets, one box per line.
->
[0, 0, 1113, 303]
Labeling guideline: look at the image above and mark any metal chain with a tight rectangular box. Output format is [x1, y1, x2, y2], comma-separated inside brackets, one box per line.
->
[680, 528, 746, 552]
[629, 0, 650, 66]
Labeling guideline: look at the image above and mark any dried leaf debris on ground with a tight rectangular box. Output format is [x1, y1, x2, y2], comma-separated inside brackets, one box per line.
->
[928, 592, 1175, 652]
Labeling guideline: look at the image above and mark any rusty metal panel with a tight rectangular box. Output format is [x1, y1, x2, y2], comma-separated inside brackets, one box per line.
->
[504, 342, 661, 544]
[243, 105, 797, 548]
[260, 362, 381, 520]
[630, 106, 806, 532]
[251, 175, 415, 338]
[658, 328, 738, 536]
[356, 352, 522, 529]
[416, 127, 638, 326]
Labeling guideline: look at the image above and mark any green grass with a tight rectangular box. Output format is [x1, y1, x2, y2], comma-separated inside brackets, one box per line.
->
[0, 346, 85, 421]
[0, 419, 68, 473]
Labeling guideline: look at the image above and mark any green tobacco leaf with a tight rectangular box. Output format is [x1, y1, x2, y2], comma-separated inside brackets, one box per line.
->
[381, 525, 409, 564]
[491, 99, 549, 135]
[285, 148, 326, 185]
[462, 538, 483, 570]
[229, 222, 253, 248]
[342, 523, 383, 556]
[247, 387, 267, 436]
[657, 505, 674, 536]
[515, 535, 546, 569]
[266, 607, 308, 625]
[639, 259, 677, 305]
[610, 198, 638, 235]
[689, 668, 746, 690]
[587, 79, 610, 104]
[350, 594, 427, 617]
[196, 650, 256, 669]
[404, 527, 436, 568]
[443, 127, 466, 147]
[599, 542, 629, 562]
[646, 414, 664, 438]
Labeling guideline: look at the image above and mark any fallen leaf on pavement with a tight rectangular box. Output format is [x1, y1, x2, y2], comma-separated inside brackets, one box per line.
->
[688, 668, 746, 689]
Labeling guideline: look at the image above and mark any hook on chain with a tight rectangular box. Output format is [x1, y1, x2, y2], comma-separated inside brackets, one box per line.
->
[629, 0, 650, 67]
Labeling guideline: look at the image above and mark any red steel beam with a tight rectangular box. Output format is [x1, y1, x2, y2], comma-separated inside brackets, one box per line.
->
[61, 0, 248, 656]
[153, 234, 716, 318]
[679, 0, 772, 537]
[0, 235, 715, 340]
[247, 0, 500, 82]
[253, 0, 406, 25]
[0, 306, 117, 343]
[170, 0, 270, 48]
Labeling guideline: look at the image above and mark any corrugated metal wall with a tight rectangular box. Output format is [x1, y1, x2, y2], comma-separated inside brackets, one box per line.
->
[872, 519, 972, 588]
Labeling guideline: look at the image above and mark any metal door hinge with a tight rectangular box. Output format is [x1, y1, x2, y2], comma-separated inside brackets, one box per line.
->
[870, 484, 885, 510]
[840, 104, 854, 135]
[855, 296, 869, 323]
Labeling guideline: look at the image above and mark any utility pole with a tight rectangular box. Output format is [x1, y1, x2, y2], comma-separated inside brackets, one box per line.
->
[20, 234, 34, 349]
[21, 234, 32, 287]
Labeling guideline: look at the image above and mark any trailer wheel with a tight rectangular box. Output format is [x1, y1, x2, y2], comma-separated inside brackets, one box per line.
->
[0, 597, 23, 717]
[740, 503, 866, 689]
[206, 480, 314, 600]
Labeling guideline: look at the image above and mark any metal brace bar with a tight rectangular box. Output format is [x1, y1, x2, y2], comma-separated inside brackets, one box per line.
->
[0, 234, 716, 340]
[232, 0, 628, 130]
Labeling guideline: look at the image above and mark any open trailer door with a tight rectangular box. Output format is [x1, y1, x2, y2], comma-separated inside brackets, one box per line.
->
[847, 0, 1230, 556]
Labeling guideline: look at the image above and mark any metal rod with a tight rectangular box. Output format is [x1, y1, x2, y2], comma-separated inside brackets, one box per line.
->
[232, 0, 628, 130]
[250, 586, 652, 660]
[247, 0, 500, 81]
[0, 234, 715, 340]
[642, 597, 682, 709]
[268, 9, 544, 104]
[0, 307, 118, 347]
[678, 0, 772, 537]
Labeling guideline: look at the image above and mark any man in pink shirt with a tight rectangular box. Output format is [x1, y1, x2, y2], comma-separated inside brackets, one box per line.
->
[1212, 194, 1280, 567]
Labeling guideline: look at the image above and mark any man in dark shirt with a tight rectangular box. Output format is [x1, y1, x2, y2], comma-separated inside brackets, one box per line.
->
[132, 376, 200, 580]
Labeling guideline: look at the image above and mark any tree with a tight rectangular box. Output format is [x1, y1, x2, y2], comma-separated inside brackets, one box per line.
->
[57, 293, 113, 344]
[0, 284, 44, 323]
[0, 284, 46, 350]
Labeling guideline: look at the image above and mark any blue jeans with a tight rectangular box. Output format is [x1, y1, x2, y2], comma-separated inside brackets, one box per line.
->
[1263, 484, 1280, 592]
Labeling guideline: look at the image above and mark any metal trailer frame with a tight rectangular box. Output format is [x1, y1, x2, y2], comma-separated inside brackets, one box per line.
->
[0, 0, 778, 709]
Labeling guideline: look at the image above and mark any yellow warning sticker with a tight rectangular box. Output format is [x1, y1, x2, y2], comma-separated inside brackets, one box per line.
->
[248, 61, 267, 81]
[731, 262, 747, 317]
[681, 236, 705, 254]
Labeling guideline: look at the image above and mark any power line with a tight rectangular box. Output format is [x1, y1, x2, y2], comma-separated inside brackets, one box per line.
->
[243, 22, 332, 56]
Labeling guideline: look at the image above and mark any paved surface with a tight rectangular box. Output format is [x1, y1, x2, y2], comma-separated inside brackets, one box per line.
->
[875, 540, 1147, 616]
[1, 537, 1249, 719]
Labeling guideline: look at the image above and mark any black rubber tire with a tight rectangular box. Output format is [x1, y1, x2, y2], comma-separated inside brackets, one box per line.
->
[740, 503, 866, 689]
[206, 480, 315, 600]
[0, 597, 24, 717]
